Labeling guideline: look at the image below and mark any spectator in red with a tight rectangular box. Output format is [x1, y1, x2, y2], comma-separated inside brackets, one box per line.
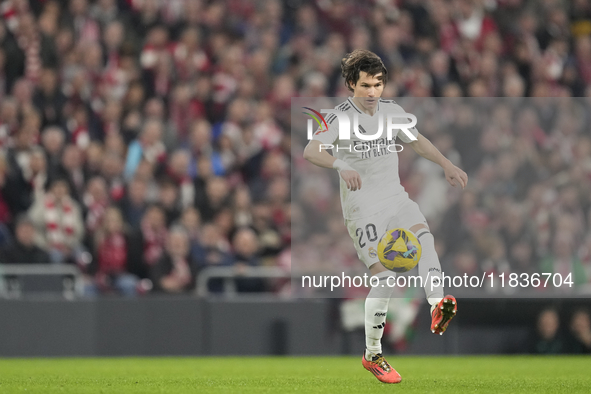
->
[192, 76, 213, 123]
[168, 82, 203, 140]
[171, 26, 209, 82]
[129, 205, 168, 278]
[140, 25, 170, 73]
[251, 102, 282, 151]
[83, 176, 110, 237]
[86, 206, 138, 296]
[453, 0, 499, 52]
[142, 27, 174, 98]
[102, 20, 125, 71]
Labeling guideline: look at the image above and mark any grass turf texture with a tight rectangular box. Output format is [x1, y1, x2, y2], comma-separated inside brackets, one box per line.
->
[0, 356, 589, 393]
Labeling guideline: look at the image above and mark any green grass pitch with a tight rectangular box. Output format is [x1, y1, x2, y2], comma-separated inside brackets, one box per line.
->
[0, 356, 589, 393]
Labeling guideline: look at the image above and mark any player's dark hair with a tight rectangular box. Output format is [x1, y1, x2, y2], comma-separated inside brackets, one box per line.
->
[341, 49, 388, 92]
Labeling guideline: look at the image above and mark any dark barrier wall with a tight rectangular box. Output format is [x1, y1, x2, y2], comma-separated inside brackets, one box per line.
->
[204, 298, 337, 355]
[0, 297, 589, 357]
[0, 297, 336, 357]
[0, 297, 207, 357]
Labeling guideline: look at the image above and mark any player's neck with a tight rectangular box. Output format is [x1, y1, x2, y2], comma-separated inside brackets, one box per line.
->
[351, 97, 378, 116]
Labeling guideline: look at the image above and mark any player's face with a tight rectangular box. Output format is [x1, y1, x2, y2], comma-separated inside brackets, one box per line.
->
[351, 71, 384, 111]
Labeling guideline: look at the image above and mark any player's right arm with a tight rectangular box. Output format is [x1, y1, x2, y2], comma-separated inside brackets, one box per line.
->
[303, 139, 362, 191]
[303, 140, 338, 168]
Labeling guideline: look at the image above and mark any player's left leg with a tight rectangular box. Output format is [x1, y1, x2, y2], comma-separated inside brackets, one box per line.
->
[408, 224, 444, 306]
[394, 198, 457, 335]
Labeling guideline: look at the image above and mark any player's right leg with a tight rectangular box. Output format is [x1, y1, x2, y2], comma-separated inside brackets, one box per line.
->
[362, 264, 402, 383]
[361, 350, 402, 384]
[346, 212, 402, 383]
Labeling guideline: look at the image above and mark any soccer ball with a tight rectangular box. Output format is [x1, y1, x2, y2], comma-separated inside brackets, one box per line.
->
[377, 228, 422, 272]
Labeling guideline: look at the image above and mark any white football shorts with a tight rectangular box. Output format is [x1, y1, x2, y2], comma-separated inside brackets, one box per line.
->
[345, 197, 428, 269]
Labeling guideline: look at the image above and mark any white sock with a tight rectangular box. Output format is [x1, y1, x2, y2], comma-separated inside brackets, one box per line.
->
[415, 230, 444, 301]
[428, 297, 443, 306]
[365, 348, 377, 361]
[365, 271, 396, 359]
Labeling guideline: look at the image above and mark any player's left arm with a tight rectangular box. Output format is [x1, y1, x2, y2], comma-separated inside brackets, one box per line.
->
[408, 133, 468, 189]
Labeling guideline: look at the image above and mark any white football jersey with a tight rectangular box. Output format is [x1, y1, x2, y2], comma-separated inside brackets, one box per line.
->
[312, 98, 419, 220]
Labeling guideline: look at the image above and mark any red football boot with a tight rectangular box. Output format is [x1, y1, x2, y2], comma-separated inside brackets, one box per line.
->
[431, 295, 457, 335]
[361, 352, 402, 384]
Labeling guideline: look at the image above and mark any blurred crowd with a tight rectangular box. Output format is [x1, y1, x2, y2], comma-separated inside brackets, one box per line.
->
[412, 97, 591, 295]
[1, 0, 591, 296]
[0, 0, 294, 296]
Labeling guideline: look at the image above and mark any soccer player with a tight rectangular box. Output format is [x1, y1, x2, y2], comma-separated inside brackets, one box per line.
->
[303, 49, 468, 384]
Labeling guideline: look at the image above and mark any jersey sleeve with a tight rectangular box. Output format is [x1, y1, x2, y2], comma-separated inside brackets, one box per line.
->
[390, 103, 419, 143]
[311, 114, 339, 145]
